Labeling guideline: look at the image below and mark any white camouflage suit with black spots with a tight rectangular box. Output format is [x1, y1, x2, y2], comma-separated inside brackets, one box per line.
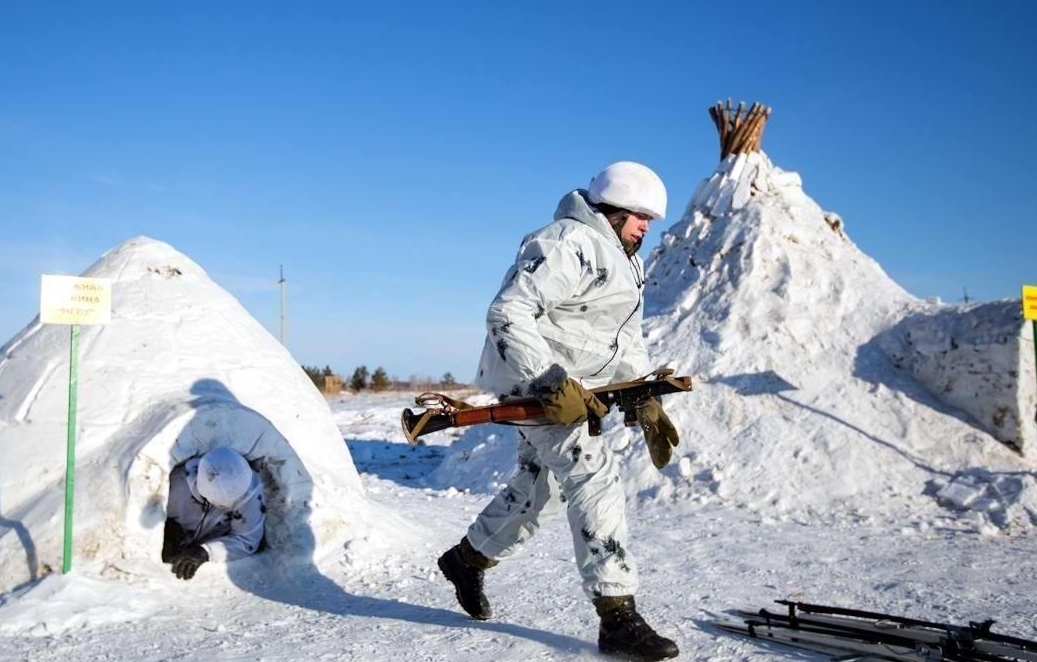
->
[467, 188, 650, 599]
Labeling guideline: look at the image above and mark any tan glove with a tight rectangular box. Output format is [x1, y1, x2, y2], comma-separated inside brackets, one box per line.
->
[539, 378, 608, 426]
[636, 398, 679, 469]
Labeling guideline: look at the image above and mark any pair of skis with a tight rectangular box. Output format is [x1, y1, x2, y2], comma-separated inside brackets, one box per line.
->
[714, 600, 1037, 662]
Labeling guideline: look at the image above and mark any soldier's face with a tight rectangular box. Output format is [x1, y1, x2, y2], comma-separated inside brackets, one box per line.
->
[619, 212, 652, 244]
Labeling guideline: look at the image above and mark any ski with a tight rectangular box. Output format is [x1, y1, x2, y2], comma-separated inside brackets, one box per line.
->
[715, 601, 1037, 662]
[773, 601, 1037, 655]
[735, 607, 1037, 662]
[715, 617, 943, 662]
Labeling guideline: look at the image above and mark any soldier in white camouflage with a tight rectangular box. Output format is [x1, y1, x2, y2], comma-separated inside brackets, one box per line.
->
[438, 162, 680, 661]
[163, 447, 266, 580]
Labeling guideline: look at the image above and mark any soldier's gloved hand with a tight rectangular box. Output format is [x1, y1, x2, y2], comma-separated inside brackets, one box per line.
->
[161, 519, 186, 564]
[170, 544, 209, 580]
[636, 398, 679, 469]
[539, 378, 608, 426]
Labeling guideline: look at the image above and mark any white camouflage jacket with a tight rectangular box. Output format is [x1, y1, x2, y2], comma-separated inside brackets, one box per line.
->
[166, 458, 266, 562]
[474, 189, 650, 399]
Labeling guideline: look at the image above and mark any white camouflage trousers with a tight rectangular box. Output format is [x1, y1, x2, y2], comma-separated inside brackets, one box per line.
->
[466, 423, 638, 599]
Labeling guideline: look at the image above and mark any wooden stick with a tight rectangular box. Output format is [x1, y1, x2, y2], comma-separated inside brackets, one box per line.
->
[715, 101, 727, 158]
[738, 107, 763, 154]
[728, 103, 759, 156]
[747, 107, 771, 152]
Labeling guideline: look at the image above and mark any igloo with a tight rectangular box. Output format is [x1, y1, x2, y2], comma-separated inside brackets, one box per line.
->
[0, 237, 365, 592]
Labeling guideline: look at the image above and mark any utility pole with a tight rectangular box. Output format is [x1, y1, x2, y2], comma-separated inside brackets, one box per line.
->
[279, 265, 286, 346]
[962, 287, 970, 305]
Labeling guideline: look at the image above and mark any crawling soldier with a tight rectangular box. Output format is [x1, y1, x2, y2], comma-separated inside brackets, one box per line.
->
[162, 447, 266, 580]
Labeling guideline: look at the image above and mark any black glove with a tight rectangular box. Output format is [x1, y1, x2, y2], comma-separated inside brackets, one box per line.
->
[170, 544, 209, 580]
[161, 520, 187, 564]
[636, 398, 679, 469]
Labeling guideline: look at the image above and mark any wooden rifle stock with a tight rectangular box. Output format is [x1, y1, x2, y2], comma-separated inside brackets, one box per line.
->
[401, 370, 692, 444]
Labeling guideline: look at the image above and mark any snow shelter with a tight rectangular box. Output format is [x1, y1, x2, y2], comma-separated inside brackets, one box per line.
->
[0, 237, 364, 593]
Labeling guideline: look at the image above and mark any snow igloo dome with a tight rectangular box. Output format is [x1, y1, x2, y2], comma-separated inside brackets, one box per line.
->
[0, 237, 365, 592]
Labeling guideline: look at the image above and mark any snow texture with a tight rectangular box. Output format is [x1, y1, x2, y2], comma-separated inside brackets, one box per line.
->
[878, 299, 1036, 453]
[0, 573, 160, 637]
[0, 237, 368, 593]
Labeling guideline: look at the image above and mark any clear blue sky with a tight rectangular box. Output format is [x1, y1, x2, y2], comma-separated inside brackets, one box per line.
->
[2, 1, 1034, 381]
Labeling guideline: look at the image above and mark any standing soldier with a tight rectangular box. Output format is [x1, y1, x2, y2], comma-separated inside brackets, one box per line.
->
[438, 162, 681, 661]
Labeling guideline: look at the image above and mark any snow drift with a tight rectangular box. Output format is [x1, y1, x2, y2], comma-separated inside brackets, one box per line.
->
[0, 237, 365, 593]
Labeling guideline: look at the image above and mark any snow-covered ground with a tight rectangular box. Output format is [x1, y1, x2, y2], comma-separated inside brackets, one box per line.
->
[2, 391, 1034, 662]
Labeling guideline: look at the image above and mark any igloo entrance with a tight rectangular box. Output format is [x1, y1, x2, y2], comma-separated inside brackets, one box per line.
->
[119, 396, 317, 576]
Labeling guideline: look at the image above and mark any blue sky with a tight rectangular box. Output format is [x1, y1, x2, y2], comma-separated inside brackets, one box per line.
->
[1, 1, 1034, 381]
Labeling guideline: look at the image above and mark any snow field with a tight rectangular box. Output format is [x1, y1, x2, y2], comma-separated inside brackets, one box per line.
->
[5, 392, 1035, 662]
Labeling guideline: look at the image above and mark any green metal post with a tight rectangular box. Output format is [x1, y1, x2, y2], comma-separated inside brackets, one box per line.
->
[62, 324, 80, 574]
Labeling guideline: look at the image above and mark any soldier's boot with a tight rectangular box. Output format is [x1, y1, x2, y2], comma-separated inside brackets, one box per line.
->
[595, 596, 679, 661]
[437, 537, 497, 621]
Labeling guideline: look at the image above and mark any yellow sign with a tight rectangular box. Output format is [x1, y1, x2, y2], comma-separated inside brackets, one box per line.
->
[1024, 285, 1037, 321]
[40, 275, 112, 325]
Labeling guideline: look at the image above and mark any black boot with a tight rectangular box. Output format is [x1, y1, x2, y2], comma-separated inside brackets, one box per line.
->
[437, 537, 496, 621]
[595, 596, 679, 661]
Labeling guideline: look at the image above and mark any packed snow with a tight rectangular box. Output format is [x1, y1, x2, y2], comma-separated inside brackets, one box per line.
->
[2, 152, 1036, 660]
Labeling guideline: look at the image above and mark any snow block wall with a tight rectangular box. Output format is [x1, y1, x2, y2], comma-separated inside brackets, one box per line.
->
[878, 300, 1036, 456]
[0, 237, 365, 593]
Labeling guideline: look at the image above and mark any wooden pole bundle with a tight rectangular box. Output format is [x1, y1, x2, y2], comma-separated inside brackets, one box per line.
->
[708, 99, 772, 159]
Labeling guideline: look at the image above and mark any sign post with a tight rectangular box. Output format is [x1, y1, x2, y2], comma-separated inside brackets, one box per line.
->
[1024, 285, 1037, 428]
[40, 275, 112, 574]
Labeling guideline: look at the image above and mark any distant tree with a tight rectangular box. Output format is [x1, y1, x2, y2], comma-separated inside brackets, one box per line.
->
[409, 373, 434, 391]
[349, 365, 370, 392]
[302, 365, 324, 390]
[371, 366, 390, 391]
[442, 372, 457, 387]
[322, 365, 334, 378]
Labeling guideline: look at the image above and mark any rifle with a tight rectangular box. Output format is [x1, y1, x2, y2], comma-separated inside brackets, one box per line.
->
[401, 369, 693, 444]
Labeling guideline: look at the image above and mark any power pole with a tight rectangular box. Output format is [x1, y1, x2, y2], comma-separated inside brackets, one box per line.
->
[279, 265, 287, 346]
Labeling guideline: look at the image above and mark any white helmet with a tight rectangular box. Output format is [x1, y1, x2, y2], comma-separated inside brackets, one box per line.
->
[196, 447, 253, 508]
[587, 161, 667, 220]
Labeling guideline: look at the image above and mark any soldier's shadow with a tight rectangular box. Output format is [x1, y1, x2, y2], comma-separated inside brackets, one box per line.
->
[0, 482, 38, 590]
[226, 481, 592, 655]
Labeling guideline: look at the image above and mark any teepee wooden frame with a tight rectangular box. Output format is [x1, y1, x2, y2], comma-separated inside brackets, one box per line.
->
[708, 99, 772, 159]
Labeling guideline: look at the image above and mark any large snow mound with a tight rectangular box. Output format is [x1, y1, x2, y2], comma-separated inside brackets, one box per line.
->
[636, 151, 1035, 528]
[0, 236, 367, 593]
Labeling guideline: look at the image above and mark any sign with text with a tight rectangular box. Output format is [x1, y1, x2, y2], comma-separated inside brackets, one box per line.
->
[1024, 285, 1037, 321]
[40, 275, 112, 325]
